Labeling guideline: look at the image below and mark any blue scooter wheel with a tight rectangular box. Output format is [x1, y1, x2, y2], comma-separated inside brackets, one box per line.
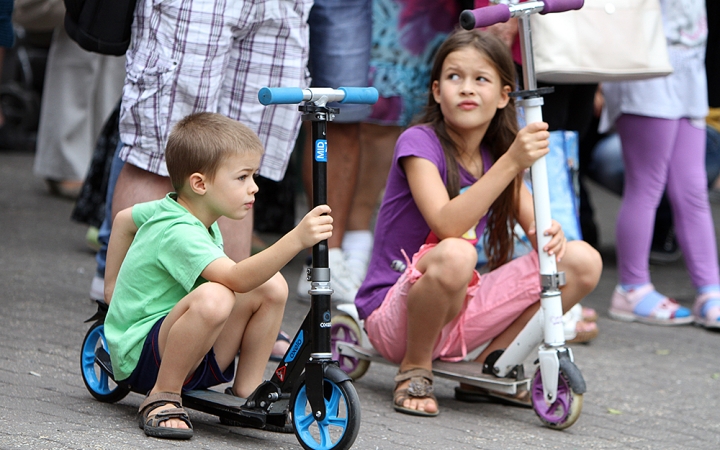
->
[291, 370, 361, 450]
[81, 321, 130, 403]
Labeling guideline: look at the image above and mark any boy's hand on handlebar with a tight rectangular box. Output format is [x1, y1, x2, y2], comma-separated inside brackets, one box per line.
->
[527, 219, 567, 262]
[508, 122, 550, 171]
[295, 205, 333, 248]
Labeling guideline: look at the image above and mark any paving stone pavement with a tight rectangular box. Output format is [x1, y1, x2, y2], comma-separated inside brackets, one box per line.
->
[1, 149, 719, 449]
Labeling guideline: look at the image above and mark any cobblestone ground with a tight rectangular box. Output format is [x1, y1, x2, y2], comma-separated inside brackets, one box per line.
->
[1, 151, 719, 449]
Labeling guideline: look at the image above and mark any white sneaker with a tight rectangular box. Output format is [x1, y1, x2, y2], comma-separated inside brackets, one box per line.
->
[90, 274, 104, 303]
[296, 248, 360, 304]
[342, 230, 372, 286]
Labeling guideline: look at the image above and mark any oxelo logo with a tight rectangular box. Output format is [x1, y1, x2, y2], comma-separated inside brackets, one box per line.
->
[285, 330, 303, 362]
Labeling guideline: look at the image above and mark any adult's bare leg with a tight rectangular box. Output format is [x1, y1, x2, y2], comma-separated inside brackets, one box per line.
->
[112, 162, 252, 262]
[347, 123, 399, 231]
[302, 121, 360, 249]
[111, 163, 172, 218]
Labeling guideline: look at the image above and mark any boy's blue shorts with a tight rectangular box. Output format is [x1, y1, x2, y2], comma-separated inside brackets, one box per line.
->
[119, 317, 235, 394]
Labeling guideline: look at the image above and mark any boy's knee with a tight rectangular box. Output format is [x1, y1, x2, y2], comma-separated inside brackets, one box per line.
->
[261, 273, 289, 308]
[193, 282, 236, 321]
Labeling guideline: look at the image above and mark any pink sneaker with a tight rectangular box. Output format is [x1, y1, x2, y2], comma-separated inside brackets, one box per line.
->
[609, 284, 693, 325]
[692, 293, 720, 329]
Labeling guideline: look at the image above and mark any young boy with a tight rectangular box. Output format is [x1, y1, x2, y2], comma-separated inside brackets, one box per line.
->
[103, 112, 333, 440]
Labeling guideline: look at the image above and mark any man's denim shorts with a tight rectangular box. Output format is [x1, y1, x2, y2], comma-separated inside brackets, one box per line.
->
[308, 0, 372, 123]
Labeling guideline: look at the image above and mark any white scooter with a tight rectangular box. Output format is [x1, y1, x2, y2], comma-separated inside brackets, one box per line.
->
[329, 0, 588, 430]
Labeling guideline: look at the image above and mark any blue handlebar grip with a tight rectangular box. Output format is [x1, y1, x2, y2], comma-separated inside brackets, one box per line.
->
[338, 87, 379, 105]
[258, 87, 305, 105]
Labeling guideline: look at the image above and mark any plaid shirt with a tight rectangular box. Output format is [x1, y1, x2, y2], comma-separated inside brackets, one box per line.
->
[119, 0, 311, 181]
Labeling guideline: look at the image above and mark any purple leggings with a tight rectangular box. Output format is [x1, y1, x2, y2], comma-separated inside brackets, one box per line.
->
[615, 114, 719, 288]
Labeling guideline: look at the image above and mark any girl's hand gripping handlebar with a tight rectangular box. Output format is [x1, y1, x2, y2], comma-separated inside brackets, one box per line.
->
[258, 87, 379, 106]
[460, 0, 584, 29]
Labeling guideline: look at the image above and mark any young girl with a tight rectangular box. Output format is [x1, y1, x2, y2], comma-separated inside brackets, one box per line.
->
[354, 29, 602, 417]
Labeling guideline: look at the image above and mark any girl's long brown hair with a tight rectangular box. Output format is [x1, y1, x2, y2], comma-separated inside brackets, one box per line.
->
[415, 28, 522, 270]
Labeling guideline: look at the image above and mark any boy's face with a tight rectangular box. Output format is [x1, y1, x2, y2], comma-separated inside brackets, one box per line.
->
[204, 152, 262, 221]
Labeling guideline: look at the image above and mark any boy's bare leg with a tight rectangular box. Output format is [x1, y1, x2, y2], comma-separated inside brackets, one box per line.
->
[399, 239, 477, 414]
[140, 267, 287, 430]
[145, 282, 238, 428]
[212, 272, 289, 397]
[111, 162, 253, 262]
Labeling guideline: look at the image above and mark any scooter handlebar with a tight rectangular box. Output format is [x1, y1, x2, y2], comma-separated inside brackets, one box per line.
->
[258, 87, 304, 105]
[460, 4, 510, 30]
[337, 87, 379, 104]
[460, 0, 583, 30]
[258, 87, 378, 105]
[540, 0, 584, 14]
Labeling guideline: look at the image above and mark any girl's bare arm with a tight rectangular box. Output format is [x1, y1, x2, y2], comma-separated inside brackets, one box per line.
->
[405, 124, 549, 240]
[404, 154, 522, 239]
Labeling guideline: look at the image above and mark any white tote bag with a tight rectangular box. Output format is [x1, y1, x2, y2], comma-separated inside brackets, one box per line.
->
[530, 0, 673, 83]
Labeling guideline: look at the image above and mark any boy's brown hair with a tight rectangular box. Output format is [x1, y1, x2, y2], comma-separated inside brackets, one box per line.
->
[166, 112, 264, 191]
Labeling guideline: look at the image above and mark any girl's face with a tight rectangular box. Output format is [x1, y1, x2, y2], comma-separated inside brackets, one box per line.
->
[432, 47, 511, 135]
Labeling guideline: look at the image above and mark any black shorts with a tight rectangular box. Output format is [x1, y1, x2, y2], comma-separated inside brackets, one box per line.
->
[119, 316, 235, 394]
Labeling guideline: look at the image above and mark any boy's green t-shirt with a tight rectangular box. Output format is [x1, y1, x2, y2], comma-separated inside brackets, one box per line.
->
[105, 193, 226, 381]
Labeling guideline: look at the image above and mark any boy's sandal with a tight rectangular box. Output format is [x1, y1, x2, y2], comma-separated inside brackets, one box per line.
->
[138, 392, 194, 440]
[393, 368, 439, 417]
[454, 385, 532, 408]
[693, 293, 720, 329]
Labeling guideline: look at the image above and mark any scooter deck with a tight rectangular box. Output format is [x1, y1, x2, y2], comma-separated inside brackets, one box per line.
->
[339, 343, 530, 395]
[93, 345, 275, 428]
[182, 389, 270, 429]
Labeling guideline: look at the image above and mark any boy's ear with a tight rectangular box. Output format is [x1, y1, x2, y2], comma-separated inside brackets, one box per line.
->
[497, 85, 511, 109]
[188, 173, 207, 195]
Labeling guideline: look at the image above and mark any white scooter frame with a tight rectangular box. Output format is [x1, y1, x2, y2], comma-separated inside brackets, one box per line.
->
[330, 0, 587, 430]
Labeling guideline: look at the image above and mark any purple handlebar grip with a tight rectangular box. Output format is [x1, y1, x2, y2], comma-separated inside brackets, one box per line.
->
[541, 0, 584, 14]
[460, 4, 511, 30]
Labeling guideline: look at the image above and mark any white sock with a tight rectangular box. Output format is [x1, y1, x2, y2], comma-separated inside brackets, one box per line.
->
[342, 231, 373, 285]
[342, 230, 373, 265]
